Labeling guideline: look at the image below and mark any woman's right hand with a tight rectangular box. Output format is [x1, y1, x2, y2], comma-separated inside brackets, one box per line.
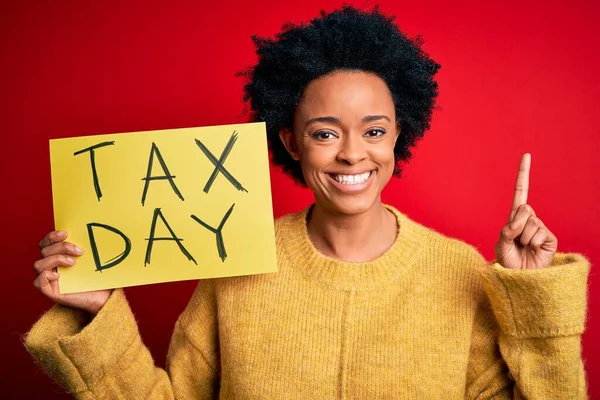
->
[34, 230, 112, 315]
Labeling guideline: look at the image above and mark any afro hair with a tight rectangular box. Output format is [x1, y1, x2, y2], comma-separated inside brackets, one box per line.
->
[240, 5, 440, 185]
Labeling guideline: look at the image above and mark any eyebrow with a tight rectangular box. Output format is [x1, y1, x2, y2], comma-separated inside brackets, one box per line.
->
[305, 115, 391, 127]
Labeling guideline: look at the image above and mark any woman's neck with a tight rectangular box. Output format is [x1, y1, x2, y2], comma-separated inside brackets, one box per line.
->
[307, 200, 399, 262]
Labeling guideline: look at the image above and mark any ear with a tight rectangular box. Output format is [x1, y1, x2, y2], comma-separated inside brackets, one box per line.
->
[394, 122, 401, 144]
[279, 128, 300, 161]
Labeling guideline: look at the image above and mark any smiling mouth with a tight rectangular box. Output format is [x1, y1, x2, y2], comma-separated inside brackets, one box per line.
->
[327, 171, 373, 185]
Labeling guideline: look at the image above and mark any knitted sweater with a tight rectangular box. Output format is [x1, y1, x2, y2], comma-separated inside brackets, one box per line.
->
[25, 206, 590, 399]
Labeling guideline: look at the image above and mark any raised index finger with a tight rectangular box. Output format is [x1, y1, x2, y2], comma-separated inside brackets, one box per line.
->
[509, 153, 531, 222]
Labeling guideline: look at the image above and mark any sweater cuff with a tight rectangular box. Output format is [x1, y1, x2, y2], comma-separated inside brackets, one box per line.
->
[24, 303, 91, 391]
[25, 289, 141, 391]
[478, 253, 590, 339]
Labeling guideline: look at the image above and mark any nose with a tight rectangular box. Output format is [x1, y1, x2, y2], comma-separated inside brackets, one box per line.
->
[336, 134, 367, 165]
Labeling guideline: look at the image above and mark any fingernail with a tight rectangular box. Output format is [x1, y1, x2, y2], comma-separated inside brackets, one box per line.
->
[53, 271, 59, 277]
[56, 230, 66, 238]
[510, 221, 519, 229]
[74, 246, 83, 254]
[66, 257, 75, 264]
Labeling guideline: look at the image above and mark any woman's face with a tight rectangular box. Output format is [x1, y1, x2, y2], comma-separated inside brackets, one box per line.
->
[280, 70, 399, 215]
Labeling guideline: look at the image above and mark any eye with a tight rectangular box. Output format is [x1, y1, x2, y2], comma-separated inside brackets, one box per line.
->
[311, 131, 338, 140]
[364, 128, 387, 138]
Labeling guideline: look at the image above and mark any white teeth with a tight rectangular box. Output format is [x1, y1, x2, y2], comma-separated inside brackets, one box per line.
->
[332, 171, 371, 185]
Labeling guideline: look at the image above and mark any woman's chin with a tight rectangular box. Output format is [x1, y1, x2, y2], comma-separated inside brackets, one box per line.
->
[320, 194, 381, 216]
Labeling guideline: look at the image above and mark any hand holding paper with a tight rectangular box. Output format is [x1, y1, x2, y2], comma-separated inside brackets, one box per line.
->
[34, 230, 111, 315]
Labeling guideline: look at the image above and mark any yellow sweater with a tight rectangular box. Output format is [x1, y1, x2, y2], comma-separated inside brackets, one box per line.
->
[25, 206, 590, 399]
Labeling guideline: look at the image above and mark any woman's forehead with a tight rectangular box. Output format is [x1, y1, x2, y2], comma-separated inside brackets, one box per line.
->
[295, 71, 396, 121]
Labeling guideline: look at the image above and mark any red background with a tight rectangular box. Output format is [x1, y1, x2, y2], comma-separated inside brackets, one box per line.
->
[1, 0, 598, 398]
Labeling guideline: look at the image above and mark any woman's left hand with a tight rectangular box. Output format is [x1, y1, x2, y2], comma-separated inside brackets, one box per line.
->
[494, 153, 558, 269]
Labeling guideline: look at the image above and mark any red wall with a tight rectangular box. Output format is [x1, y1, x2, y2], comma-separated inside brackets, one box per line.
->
[2, 1, 598, 397]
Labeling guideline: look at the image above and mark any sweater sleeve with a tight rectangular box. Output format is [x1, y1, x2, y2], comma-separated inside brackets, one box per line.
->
[468, 252, 590, 399]
[24, 281, 220, 399]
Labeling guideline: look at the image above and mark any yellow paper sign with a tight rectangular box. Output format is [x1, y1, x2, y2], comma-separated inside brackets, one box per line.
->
[50, 122, 277, 293]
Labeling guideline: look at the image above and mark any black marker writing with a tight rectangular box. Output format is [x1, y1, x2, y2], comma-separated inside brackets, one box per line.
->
[74, 141, 115, 201]
[86, 222, 132, 272]
[191, 203, 235, 262]
[145, 208, 196, 266]
[195, 131, 247, 193]
[141, 142, 185, 206]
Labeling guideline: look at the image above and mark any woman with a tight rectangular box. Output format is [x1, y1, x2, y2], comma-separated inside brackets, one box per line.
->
[26, 6, 589, 399]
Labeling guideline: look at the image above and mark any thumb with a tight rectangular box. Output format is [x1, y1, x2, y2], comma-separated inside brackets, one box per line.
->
[34, 269, 60, 300]
[500, 220, 523, 244]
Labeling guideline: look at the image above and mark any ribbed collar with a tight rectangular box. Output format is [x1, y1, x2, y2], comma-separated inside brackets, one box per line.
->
[280, 204, 427, 291]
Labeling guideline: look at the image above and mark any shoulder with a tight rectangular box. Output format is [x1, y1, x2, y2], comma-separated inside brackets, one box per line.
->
[388, 205, 487, 269]
[428, 228, 486, 267]
[388, 207, 491, 307]
[273, 209, 306, 236]
[203, 211, 306, 295]
[272, 209, 310, 260]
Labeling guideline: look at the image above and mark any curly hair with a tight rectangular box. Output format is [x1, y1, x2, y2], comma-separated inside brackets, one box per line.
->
[240, 5, 440, 185]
